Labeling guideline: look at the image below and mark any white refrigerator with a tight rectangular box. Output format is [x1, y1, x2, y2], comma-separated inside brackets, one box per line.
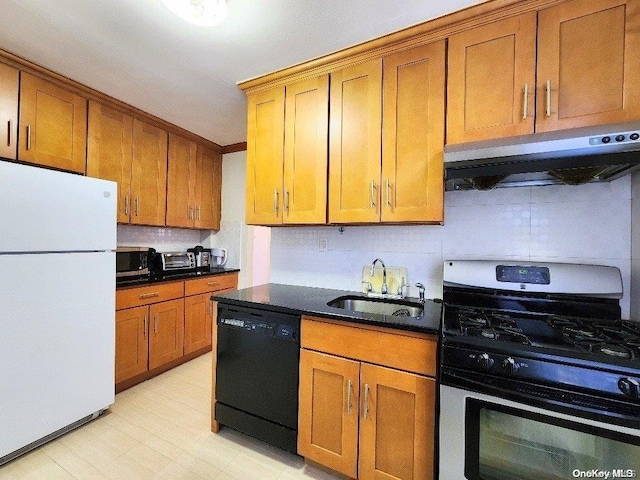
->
[0, 161, 116, 464]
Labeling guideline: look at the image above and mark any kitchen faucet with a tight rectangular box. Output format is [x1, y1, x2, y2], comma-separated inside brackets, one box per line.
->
[370, 258, 388, 295]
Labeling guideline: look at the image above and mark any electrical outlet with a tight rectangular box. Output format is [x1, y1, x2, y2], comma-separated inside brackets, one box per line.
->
[318, 236, 328, 252]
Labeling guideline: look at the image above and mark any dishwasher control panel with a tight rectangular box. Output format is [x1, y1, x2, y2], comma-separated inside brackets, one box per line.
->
[218, 305, 300, 342]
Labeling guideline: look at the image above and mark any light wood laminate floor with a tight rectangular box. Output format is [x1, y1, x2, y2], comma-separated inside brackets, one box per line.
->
[0, 353, 341, 479]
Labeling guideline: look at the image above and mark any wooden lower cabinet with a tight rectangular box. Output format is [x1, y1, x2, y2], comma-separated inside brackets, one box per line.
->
[116, 272, 238, 390]
[298, 350, 360, 478]
[148, 298, 184, 370]
[115, 306, 148, 384]
[358, 363, 435, 480]
[184, 292, 213, 355]
[298, 318, 437, 480]
[115, 299, 184, 382]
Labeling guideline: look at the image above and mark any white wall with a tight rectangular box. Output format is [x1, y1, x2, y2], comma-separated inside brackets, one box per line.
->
[270, 177, 633, 318]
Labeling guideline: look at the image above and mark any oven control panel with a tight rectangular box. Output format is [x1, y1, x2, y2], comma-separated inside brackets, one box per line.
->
[442, 344, 640, 401]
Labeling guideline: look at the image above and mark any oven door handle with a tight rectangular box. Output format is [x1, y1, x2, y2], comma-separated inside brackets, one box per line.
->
[441, 367, 640, 430]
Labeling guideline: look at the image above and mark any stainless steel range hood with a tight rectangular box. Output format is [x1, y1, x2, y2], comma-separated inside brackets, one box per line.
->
[444, 122, 640, 190]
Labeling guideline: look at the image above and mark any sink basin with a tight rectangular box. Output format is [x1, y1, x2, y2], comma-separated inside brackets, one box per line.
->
[327, 295, 423, 317]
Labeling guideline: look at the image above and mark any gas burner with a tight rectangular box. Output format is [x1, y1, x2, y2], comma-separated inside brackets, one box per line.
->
[465, 326, 531, 345]
[599, 344, 634, 359]
[562, 325, 598, 340]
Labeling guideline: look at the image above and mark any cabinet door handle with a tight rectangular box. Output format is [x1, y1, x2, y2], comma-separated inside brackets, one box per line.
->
[139, 292, 160, 299]
[346, 379, 353, 415]
[124, 195, 129, 216]
[385, 178, 391, 208]
[143, 316, 148, 338]
[284, 188, 290, 213]
[26, 124, 31, 150]
[522, 83, 529, 120]
[154, 315, 158, 335]
[363, 384, 370, 419]
[274, 189, 279, 214]
[370, 181, 377, 208]
[546, 80, 552, 117]
[209, 300, 213, 319]
[135, 197, 139, 216]
[197, 206, 201, 221]
[207, 281, 221, 286]
[7, 120, 11, 146]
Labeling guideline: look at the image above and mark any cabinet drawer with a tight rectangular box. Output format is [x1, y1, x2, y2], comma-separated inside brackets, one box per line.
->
[184, 273, 238, 296]
[116, 281, 184, 310]
[301, 316, 437, 377]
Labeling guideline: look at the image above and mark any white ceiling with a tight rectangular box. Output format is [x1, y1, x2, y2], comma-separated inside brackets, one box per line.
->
[0, 0, 484, 147]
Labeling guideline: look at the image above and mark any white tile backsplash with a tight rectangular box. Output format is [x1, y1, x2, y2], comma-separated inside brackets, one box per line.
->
[117, 225, 206, 252]
[270, 178, 633, 318]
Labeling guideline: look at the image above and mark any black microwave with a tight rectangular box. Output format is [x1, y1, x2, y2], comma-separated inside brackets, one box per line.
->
[116, 247, 154, 281]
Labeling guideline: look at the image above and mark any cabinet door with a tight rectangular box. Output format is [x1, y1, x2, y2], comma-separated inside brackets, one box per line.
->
[166, 133, 197, 228]
[283, 75, 329, 224]
[131, 119, 168, 226]
[148, 298, 184, 370]
[447, 13, 537, 144]
[184, 293, 213, 355]
[298, 349, 360, 478]
[382, 42, 445, 223]
[358, 363, 436, 480]
[329, 59, 382, 223]
[18, 73, 87, 173]
[194, 145, 222, 230]
[0, 63, 18, 160]
[536, 0, 640, 132]
[87, 101, 134, 224]
[115, 306, 149, 384]
[246, 88, 285, 225]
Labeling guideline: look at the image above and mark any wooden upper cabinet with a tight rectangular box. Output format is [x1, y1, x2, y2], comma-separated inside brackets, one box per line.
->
[283, 75, 329, 224]
[87, 101, 134, 224]
[0, 63, 18, 160]
[246, 88, 285, 225]
[329, 59, 382, 224]
[447, 13, 537, 144]
[131, 119, 168, 226]
[382, 42, 446, 223]
[18, 73, 88, 173]
[536, 0, 640, 132]
[298, 349, 360, 478]
[358, 363, 436, 480]
[166, 133, 197, 228]
[194, 145, 222, 230]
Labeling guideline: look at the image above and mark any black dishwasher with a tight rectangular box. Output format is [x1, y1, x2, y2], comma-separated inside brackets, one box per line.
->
[215, 304, 300, 453]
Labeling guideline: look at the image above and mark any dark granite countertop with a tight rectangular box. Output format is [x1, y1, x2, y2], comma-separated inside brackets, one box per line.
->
[212, 283, 442, 334]
[116, 268, 240, 289]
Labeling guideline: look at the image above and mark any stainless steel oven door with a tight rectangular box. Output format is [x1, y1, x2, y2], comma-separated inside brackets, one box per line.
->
[440, 384, 640, 480]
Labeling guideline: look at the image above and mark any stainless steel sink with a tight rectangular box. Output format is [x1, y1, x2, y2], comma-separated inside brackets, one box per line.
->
[327, 295, 423, 317]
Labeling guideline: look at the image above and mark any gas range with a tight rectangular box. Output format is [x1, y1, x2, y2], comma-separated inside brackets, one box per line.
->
[439, 260, 640, 480]
[441, 260, 640, 407]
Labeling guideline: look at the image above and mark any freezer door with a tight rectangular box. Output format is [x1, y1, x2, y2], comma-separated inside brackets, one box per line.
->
[0, 251, 115, 459]
[0, 161, 116, 252]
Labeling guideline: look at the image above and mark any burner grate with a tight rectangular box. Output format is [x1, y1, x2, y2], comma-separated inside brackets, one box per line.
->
[452, 307, 640, 360]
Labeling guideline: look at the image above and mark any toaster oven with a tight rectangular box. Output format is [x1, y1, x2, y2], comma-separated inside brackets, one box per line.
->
[157, 252, 196, 273]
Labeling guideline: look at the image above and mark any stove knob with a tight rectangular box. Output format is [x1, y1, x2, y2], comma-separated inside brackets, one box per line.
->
[477, 353, 494, 371]
[502, 357, 520, 375]
[618, 378, 640, 398]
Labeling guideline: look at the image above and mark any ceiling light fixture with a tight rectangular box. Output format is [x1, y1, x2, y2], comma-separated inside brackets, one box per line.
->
[162, 0, 228, 27]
